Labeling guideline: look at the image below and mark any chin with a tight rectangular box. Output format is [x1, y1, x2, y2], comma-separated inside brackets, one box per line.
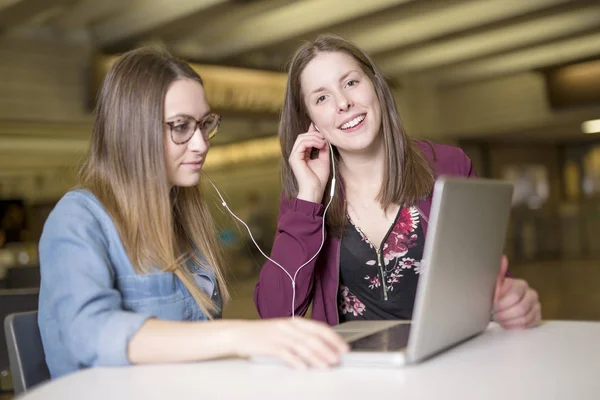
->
[174, 175, 201, 188]
[340, 133, 379, 152]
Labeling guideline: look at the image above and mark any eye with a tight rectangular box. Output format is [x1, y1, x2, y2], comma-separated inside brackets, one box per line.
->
[345, 79, 359, 88]
[200, 115, 215, 130]
[172, 121, 190, 133]
[316, 95, 326, 104]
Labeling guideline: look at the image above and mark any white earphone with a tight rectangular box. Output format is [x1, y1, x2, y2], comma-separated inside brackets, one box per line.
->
[206, 140, 336, 319]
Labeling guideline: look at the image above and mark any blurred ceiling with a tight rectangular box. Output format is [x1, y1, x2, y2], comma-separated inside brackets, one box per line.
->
[2, 0, 599, 86]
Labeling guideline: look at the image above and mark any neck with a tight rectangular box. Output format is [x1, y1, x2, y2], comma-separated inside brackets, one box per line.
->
[338, 135, 385, 200]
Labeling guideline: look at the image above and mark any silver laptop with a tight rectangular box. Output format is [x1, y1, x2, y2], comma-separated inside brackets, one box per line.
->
[336, 176, 514, 367]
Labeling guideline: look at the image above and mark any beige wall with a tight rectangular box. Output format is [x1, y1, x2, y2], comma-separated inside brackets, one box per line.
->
[438, 72, 600, 138]
[0, 37, 92, 122]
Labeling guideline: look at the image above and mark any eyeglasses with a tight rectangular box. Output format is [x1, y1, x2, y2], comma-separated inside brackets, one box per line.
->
[164, 113, 221, 145]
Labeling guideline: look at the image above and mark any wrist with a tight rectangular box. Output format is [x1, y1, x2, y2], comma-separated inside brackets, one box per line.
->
[297, 188, 323, 204]
[217, 320, 246, 359]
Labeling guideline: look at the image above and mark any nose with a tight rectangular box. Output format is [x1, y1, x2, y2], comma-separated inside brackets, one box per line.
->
[336, 93, 353, 113]
[188, 127, 209, 153]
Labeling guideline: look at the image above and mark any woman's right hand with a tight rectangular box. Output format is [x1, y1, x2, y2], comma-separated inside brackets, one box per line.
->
[288, 124, 331, 204]
[232, 317, 349, 369]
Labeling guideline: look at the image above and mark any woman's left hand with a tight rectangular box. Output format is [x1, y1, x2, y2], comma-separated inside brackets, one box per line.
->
[492, 255, 542, 329]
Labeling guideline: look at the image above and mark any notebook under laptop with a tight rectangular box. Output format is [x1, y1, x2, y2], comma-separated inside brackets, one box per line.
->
[336, 176, 514, 367]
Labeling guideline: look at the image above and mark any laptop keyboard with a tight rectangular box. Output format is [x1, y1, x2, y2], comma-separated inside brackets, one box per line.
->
[350, 323, 412, 352]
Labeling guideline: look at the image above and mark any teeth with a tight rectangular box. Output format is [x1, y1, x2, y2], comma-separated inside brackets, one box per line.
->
[341, 114, 365, 130]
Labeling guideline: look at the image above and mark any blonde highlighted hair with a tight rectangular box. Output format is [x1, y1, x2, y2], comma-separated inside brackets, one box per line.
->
[78, 47, 228, 317]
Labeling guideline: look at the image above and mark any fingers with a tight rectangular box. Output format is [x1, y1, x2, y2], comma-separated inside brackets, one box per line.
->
[498, 300, 542, 330]
[278, 330, 338, 369]
[269, 319, 348, 369]
[290, 133, 327, 162]
[493, 255, 509, 304]
[528, 304, 542, 328]
[499, 254, 509, 276]
[492, 275, 542, 330]
[286, 319, 347, 369]
[494, 287, 537, 321]
[317, 140, 331, 162]
[289, 127, 332, 203]
[294, 318, 349, 354]
[494, 278, 527, 312]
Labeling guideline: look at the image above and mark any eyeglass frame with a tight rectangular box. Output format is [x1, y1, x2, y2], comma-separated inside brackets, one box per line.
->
[163, 113, 222, 145]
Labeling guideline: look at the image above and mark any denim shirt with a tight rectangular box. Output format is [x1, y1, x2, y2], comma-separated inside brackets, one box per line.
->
[38, 189, 221, 379]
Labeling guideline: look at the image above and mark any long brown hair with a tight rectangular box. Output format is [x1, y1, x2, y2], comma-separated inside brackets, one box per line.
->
[279, 34, 435, 236]
[78, 47, 229, 317]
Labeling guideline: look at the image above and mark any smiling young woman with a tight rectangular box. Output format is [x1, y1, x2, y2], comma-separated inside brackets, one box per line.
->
[255, 34, 541, 330]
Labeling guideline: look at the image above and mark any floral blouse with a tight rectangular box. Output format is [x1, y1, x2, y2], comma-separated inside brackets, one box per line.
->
[338, 206, 425, 321]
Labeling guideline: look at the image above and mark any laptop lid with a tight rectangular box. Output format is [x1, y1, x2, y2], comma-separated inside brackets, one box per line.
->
[341, 177, 513, 361]
[405, 176, 514, 363]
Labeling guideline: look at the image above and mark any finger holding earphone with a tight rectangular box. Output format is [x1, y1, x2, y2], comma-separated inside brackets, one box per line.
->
[289, 123, 331, 204]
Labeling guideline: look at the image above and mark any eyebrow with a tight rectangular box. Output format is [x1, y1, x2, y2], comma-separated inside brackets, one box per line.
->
[166, 110, 211, 121]
[309, 70, 359, 96]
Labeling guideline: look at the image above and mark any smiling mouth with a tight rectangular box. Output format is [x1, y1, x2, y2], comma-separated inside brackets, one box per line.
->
[339, 114, 366, 131]
[182, 161, 203, 167]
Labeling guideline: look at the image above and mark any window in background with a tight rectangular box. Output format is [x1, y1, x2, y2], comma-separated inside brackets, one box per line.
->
[583, 146, 600, 198]
[502, 165, 550, 210]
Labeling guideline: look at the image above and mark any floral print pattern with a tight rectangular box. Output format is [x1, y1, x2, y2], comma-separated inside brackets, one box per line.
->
[399, 257, 421, 271]
[381, 207, 420, 265]
[339, 285, 366, 317]
[360, 207, 421, 292]
[365, 275, 381, 289]
[339, 206, 424, 318]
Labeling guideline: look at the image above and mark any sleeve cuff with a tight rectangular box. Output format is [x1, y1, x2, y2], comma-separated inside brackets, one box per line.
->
[95, 311, 154, 366]
[290, 197, 324, 217]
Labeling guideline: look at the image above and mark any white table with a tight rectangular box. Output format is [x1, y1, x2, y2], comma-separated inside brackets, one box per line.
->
[18, 321, 600, 400]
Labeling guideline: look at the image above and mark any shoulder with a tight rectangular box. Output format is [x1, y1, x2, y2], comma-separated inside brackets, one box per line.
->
[48, 189, 109, 223]
[42, 189, 113, 246]
[415, 140, 475, 178]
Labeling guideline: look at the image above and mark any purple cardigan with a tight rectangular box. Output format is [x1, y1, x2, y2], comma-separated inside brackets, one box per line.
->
[254, 141, 476, 325]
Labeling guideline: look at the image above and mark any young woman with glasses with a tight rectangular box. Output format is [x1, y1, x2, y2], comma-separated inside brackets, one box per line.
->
[38, 47, 348, 379]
